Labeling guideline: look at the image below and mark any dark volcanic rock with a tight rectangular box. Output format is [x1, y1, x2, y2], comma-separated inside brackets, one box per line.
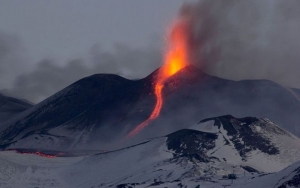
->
[278, 167, 300, 188]
[167, 129, 217, 162]
[200, 115, 280, 158]
[164, 115, 293, 165]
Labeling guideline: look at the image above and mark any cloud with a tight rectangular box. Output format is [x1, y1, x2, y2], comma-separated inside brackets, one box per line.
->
[0, 32, 30, 89]
[2, 43, 161, 103]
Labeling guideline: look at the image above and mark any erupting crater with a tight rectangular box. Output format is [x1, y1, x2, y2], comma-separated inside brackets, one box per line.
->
[127, 18, 190, 137]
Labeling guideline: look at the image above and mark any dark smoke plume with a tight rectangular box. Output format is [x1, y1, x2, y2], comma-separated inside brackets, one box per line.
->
[181, 0, 300, 88]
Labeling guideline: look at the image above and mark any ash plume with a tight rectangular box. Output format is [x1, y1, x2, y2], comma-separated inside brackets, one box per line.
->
[181, 0, 300, 88]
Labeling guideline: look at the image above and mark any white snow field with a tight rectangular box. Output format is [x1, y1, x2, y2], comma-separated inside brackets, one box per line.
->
[0, 117, 299, 188]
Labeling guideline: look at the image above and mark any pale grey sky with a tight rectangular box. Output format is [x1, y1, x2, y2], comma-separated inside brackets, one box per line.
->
[0, 0, 193, 102]
[1, 0, 300, 103]
[0, 0, 190, 63]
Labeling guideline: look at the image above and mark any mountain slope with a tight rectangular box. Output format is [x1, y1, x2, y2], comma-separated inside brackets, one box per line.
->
[1, 66, 300, 149]
[0, 73, 156, 149]
[0, 93, 33, 127]
[0, 115, 299, 188]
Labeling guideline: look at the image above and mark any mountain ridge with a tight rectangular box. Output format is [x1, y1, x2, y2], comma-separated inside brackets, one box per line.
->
[0, 93, 33, 128]
[1, 66, 300, 150]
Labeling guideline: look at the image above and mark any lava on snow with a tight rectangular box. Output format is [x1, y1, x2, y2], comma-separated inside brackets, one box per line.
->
[6, 148, 107, 158]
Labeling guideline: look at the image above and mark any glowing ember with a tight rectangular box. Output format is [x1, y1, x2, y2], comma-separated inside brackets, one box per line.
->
[15, 150, 57, 158]
[127, 18, 189, 137]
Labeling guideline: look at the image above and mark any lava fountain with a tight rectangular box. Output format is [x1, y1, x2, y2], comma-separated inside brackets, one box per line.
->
[127, 18, 190, 138]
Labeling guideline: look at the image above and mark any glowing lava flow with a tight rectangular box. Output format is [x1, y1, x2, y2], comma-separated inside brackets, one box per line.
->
[12, 150, 57, 158]
[127, 83, 164, 137]
[127, 18, 189, 138]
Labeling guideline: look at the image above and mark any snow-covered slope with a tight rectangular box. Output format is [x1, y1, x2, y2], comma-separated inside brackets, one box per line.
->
[0, 115, 299, 188]
[189, 115, 300, 172]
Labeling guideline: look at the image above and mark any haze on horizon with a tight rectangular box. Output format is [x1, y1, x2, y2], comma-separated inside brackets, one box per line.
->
[0, 0, 300, 103]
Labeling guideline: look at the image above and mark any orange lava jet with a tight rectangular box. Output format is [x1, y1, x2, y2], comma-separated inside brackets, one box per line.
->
[127, 18, 190, 138]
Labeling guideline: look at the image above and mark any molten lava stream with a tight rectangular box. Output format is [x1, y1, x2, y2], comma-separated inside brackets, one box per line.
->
[127, 17, 189, 138]
[127, 83, 164, 138]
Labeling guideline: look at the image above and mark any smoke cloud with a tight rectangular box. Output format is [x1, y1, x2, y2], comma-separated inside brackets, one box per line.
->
[182, 0, 300, 87]
[1, 42, 161, 103]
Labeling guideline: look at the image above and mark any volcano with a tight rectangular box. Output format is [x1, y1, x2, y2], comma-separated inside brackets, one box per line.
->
[0, 65, 300, 150]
